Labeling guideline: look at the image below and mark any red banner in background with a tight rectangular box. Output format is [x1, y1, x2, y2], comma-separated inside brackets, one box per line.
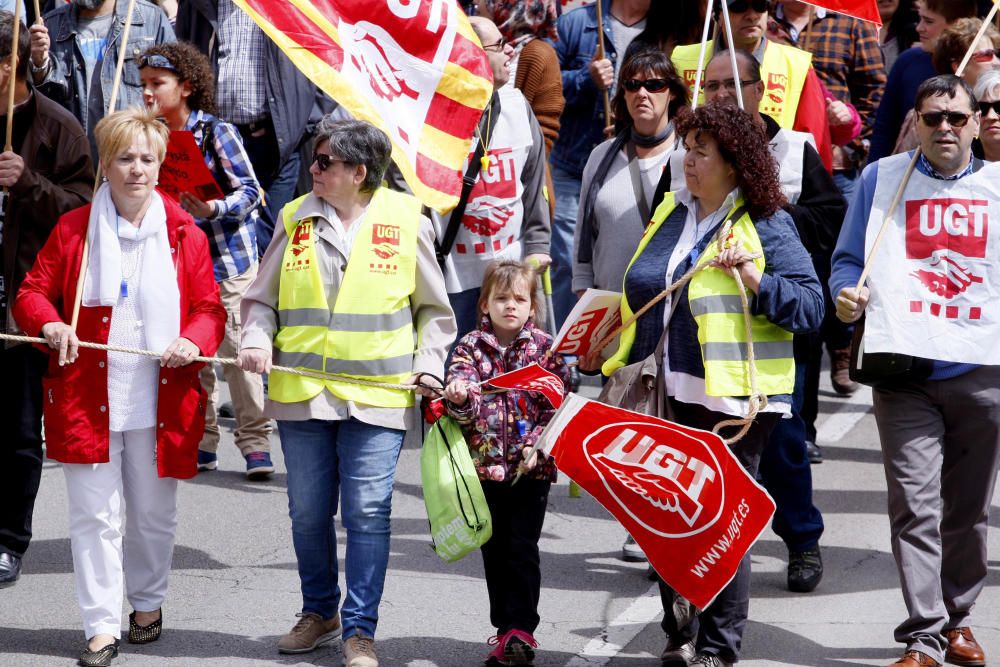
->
[802, 1, 882, 25]
[486, 363, 565, 409]
[158, 131, 225, 204]
[233, 0, 493, 213]
[536, 395, 775, 610]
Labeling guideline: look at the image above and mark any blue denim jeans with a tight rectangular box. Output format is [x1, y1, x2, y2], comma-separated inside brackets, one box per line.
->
[448, 287, 481, 343]
[549, 165, 582, 330]
[277, 418, 404, 639]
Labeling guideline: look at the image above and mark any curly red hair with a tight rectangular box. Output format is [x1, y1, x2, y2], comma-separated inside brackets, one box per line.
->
[674, 103, 786, 221]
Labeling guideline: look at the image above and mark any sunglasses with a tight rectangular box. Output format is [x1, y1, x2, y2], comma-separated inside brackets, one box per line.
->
[703, 77, 761, 94]
[137, 53, 178, 73]
[481, 37, 506, 53]
[917, 111, 972, 128]
[969, 48, 1000, 64]
[979, 100, 1000, 116]
[726, 0, 769, 13]
[312, 153, 349, 172]
[623, 78, 670, 93]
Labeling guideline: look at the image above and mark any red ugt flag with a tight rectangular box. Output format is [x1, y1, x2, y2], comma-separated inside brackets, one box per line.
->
[486, 363, 565, 409]
[802, 0, 882, 26]
[233, 0, 494, 213]
[535, 394, 776, 610]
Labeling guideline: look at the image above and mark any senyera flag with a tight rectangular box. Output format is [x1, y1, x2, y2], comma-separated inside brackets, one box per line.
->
[486, 363, 565, 409]
[534, 394, 776, 610]
[801, 0, 882, 25]
[233, 0, 493, 212]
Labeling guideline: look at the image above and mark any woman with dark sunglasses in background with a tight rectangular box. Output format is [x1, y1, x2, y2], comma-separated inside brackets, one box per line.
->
[973, 69, 1000, 161]
[138, 42, 276, 480]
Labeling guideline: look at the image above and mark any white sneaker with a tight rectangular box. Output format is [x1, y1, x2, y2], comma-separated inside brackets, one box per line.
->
[621, 534, 647, 562]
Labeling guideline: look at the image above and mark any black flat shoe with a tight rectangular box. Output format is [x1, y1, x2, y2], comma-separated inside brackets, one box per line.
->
[78, 638, 119, 667]
[128, 610, 162, 644]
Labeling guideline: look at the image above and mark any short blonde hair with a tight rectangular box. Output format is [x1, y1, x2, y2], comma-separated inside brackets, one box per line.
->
[93, 106, 169, 165]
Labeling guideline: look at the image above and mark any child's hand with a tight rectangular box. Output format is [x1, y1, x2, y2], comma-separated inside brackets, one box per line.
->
[518, 448, 539, 474]
[444, 380, 469, 406]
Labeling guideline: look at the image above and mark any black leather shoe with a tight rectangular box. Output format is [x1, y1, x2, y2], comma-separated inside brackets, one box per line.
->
[806, 440, 823, 464]
[788, 547, 823, 592]
[78, 638, 119, 667]
[0, 552, 22, 587]
[660, 637, 696, 666]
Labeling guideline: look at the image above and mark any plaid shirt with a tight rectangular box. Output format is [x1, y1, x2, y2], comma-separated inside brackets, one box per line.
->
[770, 7, 886, 154]
[216, 0, 268, 124]
[186, 109, 261, 282]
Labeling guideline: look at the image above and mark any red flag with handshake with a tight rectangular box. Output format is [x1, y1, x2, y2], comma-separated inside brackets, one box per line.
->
[802, 0, 882, 25]
[486, 363, 564, 409]
[534, 394, 775, 610]
[232, 0, 494, 212]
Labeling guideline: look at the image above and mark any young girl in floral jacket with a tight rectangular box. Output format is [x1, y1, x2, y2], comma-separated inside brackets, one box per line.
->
[444, 260, 571, 666]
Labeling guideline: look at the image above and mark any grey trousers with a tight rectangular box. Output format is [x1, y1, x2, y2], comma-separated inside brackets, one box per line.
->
[872, 366, 1000, 663]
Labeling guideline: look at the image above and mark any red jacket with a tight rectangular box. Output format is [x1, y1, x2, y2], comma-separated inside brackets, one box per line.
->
[13, 193, 226, 479]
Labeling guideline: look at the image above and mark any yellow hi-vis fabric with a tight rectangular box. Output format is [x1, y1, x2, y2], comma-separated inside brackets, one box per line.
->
[269, 189, 421, 408]
[602, 193, 794, 397]
[671, 39, 812, 129]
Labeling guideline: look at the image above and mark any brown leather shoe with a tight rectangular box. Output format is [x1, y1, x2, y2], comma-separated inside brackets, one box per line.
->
[944, 627, 985, 666]
[830, 346, 859, 395]
[888, 650, 939, 667]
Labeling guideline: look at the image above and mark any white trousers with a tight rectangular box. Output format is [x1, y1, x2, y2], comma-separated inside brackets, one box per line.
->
[63, 428, 178, 639]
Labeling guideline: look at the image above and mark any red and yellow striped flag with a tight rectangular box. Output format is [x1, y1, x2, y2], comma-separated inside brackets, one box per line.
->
[233, 0, 494, 212]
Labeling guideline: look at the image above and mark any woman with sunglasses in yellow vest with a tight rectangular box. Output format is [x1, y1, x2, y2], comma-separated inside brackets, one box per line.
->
[236, 119, 456, 667]
[592, 104, 824, 667]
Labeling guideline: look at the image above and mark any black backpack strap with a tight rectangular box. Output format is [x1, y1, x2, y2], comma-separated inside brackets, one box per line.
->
[435, 92, 502, 269]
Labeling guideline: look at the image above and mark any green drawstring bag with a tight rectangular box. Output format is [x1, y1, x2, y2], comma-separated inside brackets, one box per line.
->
[421, 416, 492, 562]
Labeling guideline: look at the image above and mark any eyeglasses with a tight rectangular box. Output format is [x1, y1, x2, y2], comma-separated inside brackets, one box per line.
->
[481, 37, 506, 53]
[312, 153, 349, 172]
[703, 77, 761, 94]
[969, 48, 1000, 64]
[726, 0, 768, 14]
[622, 78, 670, 93]
[137, 53, 178, 73]
[979, 100, 1000, 116]
[917, 110, 972, 128]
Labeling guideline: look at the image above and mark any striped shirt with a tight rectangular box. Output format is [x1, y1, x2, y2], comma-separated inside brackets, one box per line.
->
[186, 109, 261, 281]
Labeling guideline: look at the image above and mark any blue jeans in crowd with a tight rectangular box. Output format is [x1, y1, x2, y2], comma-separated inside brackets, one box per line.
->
[758, 346, 825, 552]
[277, 418, 405, 640]
[448, 287, 482, 342]
[549, 165, 582, 330]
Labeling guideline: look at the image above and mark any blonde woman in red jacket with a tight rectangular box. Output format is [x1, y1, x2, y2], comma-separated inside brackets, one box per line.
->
[13, 107, 225, 667]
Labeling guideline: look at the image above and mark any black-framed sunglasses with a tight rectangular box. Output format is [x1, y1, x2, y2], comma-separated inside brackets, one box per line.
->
[726, 0, 769, 14]
[481, 37, 506, 52]
[622, 78, 670, 93]
[703, 77, 761, 94]
[137, 53, 178, 73]
[917, 111, 972, 128]
[312, 153, 349, 172]
[979, 100, 1000, 117]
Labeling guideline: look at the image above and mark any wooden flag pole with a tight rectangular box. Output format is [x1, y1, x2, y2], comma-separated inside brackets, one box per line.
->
[691, 0, 716, 110]
[4, 0, 22, 152]
[594, 0, 613, 133]
[70, 0, 138, 330]
[854, 1, 1000, 292]
[32, 0, 41, 24]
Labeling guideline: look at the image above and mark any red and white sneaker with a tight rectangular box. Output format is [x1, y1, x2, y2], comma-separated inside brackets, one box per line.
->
[485, 631, 510, 665]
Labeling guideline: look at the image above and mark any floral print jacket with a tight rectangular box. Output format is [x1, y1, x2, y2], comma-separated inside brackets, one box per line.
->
[445, 316, 571, 483]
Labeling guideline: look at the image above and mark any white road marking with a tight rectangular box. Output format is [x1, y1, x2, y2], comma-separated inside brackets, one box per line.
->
[815, 385, 873, 444]
[565, 583, 663, 666]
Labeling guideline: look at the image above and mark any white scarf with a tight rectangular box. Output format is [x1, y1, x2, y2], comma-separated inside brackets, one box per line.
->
[82, 184, 181, 354]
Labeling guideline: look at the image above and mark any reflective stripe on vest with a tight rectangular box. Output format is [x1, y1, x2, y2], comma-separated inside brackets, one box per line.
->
[269, 189, 421, 408]
[602, 194, 794, 397]
[672, 40, 812, 129]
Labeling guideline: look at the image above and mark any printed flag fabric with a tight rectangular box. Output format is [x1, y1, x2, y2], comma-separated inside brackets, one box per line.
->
[535, 394, 776, 610]
[233, 0, 494, 212]
[485, 363, 565, 409]
[802, 0, 882, 25]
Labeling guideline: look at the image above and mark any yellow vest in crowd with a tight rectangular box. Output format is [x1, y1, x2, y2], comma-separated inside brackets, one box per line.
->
[603, 193, 795, 397]
[269, 189, 421, 408]
[671, 39, 812, 129]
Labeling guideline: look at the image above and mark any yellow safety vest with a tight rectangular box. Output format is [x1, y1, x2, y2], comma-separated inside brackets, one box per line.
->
[671, 40, 812, 129]
[269, 189, 421, 408]
[603, 193, 794, 397]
